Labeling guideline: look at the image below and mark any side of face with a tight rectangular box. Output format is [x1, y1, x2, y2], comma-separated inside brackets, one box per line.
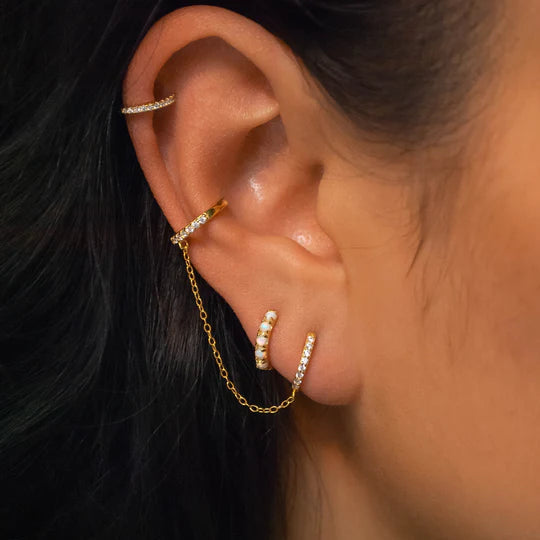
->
[122, 2, 540, 536]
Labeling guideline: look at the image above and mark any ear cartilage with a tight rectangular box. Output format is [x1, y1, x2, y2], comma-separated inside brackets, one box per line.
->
[170, 198, 228, 245]
[254, 310, 278, 370]
[121, 93, 176, 114]
[292, 332, 316, 390]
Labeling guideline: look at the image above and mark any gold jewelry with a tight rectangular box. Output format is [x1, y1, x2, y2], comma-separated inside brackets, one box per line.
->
[255, 310, 278, 370]
[171, 198, 316, 413]
[170, 198, 228, 245]
[121, 93, 176, 114]
[292, 333, 316, 390]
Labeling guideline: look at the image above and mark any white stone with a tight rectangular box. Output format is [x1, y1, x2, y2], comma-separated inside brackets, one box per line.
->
[256, 336, 268, 346]
[265, 310, 277, 321]
[260, 321, 272, 331]
[255, 349, 266, 359]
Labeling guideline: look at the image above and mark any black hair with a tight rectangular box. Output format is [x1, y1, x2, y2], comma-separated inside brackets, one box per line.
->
[0, 1, 493, 538]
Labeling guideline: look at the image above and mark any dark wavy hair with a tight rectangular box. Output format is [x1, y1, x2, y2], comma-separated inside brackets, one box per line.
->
[1, 1, 493, 538]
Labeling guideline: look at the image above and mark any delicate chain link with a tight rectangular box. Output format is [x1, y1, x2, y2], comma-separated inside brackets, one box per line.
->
[179, 240, 297, 414]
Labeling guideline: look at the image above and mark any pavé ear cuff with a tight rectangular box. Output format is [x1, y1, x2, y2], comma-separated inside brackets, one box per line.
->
[121, 93, 176, 114]
[169, 197, 317, 414]
[170, 198, 228, 244]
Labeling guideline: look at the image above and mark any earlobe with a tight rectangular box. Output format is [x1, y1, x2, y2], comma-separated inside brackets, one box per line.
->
[121, 5, 361, 407]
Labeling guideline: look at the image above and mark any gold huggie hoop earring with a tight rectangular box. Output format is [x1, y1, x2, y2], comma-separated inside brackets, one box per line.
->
[255, 310, 278, 370]
[121, 93, 176, 114]
[169, 198, 316, 414]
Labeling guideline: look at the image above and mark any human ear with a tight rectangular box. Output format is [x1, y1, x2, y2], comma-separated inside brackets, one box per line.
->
[122, 5, 357, 405]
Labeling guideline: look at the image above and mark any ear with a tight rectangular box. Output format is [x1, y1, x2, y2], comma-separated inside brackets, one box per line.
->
[122, 5, 356, 405]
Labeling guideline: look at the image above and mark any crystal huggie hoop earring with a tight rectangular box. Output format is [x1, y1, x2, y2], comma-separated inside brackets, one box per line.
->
[121, 95, 316, 414]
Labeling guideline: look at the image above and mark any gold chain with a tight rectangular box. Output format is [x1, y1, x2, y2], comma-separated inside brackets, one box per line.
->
[179, 240, 298, 414]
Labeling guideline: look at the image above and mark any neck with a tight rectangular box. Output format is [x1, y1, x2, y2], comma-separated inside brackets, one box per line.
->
[279, 396, 408, 540]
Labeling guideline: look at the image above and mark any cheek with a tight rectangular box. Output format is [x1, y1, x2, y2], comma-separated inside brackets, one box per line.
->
[358, 170, 540, 539]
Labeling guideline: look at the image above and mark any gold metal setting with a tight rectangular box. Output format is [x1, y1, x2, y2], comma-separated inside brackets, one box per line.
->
[254, 310, 278, 370]
[121, 93, 176, 114]
[170, 198, 228, 245]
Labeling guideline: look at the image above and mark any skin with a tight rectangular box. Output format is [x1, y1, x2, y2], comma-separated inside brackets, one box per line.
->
[123, 3, 540, 539]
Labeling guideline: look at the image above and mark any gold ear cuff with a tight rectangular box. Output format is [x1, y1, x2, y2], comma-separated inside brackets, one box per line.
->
[121, 93, 176, 114]
[169, 198, 317, 414]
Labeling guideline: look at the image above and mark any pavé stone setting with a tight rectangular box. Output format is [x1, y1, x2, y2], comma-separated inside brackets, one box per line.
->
[121, 94, 176, 114]
[292, 332, 316, 390]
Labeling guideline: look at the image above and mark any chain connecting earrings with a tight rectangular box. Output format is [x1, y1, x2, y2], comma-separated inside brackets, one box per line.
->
[122, 94, 316, 413]
[171, 197, 317, 413]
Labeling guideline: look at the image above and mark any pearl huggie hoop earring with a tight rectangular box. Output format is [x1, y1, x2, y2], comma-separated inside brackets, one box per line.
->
[255, 310, 278, 370]
[121, 95, 316, 414]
